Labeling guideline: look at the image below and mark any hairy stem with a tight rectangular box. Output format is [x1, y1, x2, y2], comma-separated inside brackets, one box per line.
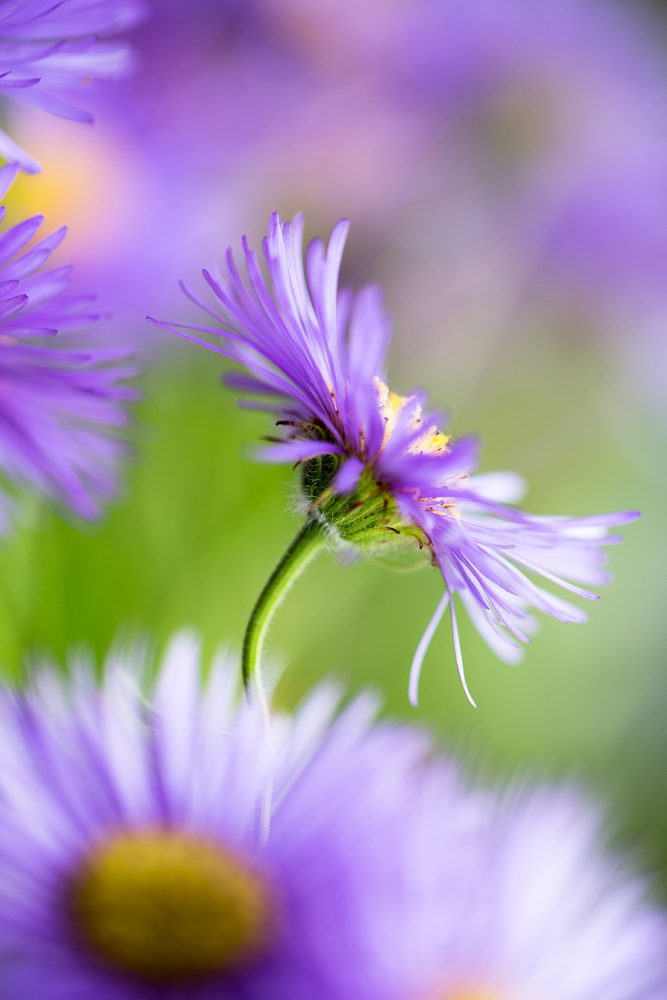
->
[242, 517, 328, 699]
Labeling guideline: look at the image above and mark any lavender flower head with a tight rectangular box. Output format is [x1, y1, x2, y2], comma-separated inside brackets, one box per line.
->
[2, 630, 663, 999]
[0, 161, 137, 528]
[391, 0, 667, 303]
[150, 213, 639, 705]
[422, 785, 667, 1000]
[0, 632, 455, 999]
[0, 0, 146, 173]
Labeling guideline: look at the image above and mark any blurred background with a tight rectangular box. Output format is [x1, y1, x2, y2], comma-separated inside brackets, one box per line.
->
[1, 0, 666, 891]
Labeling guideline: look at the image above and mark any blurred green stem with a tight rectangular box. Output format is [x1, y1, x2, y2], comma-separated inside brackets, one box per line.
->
[242, 517, 327, 706]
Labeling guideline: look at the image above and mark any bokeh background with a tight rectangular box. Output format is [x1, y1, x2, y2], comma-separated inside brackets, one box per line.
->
[1, 0, 666, 890]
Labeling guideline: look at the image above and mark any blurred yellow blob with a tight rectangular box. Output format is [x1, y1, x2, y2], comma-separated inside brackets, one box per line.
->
[3, 108, 143, 263]
[71, 829, 276, 982]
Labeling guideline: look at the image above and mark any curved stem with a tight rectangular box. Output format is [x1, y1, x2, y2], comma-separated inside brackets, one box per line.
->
[242, 517, 328, 699]
[243, 517, 327, 847]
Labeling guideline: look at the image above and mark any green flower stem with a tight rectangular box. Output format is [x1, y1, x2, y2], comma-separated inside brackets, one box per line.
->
[242, 517, 328, 702]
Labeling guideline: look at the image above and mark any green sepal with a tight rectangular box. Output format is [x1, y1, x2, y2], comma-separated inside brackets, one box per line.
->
[301, 453, 403, 546]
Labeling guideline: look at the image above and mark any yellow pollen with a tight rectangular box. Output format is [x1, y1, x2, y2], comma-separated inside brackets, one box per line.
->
[70, 830, 276, 983]
[375, 378, 450, 456]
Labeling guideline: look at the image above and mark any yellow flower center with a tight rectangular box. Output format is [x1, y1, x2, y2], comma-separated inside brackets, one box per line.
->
[375, 378, 450, 456]
[374, 378, 460, 530]
[70, 830, 276, 983]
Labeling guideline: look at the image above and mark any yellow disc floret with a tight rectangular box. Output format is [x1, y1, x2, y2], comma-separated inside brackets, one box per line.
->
[70, 829, 276, 983]
[375, 378, 450, 456]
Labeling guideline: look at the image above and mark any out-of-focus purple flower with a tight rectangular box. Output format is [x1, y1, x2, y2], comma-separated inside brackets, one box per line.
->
[391, 0, 667, 305]
[422, 785, 667, 1000]
[30, 0, 425, 337]
[0, 161, 137, 527]
[0, 632, 456, 1000]
[0, 0, 146, 173]
[151, 214, 639, 705]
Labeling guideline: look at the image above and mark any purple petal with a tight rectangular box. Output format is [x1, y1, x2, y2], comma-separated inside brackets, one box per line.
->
[409, 591, 450, 707]
[333, 457, 364, 495]
[256, 440, 345, 465]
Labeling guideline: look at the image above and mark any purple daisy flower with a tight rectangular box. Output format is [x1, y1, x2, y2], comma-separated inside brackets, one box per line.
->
[0, 161, 137, 526]
[422, 784, 667, 1000]
[0, 631, 459, 999]
[0, 0, 146, 173]
[150, 213, 639, 705]
[390, 0, 667, 307]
